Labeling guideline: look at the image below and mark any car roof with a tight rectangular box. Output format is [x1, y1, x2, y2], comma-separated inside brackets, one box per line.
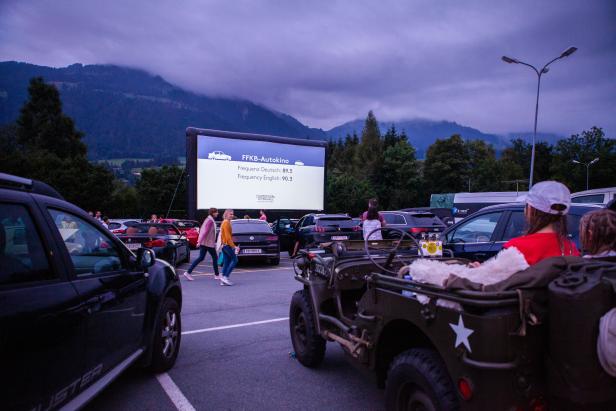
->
[0, 172, 65, 200]
[232, 219, 268, 224]
[477, 202, 602, 213]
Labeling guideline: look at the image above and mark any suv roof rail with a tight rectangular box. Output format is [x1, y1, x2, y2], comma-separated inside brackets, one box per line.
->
[0, 172, 65, 200]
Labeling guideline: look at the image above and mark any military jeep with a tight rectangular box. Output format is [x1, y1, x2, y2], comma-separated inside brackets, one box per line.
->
[288, 230, 616, 411]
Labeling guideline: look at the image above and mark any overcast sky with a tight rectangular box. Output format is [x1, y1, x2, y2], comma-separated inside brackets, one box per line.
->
[1, 0, 615, 136]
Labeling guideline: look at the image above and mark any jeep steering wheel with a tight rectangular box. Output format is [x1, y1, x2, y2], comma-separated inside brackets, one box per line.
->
[364, 227, 424, 275]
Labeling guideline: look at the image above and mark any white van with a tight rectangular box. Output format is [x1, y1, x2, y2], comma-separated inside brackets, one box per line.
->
[431, 192, 527, 223]
[571, 187, 616, 205]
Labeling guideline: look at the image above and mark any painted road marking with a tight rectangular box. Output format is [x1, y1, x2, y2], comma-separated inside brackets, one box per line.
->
[156, 373, 196, 411]
[182, 317, 288, 336]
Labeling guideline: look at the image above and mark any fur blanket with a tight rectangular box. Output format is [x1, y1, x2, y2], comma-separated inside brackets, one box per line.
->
[408, 247, 530, 287]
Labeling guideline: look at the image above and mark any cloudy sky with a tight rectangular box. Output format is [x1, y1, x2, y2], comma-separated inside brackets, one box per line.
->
[1, 0, 615, 136]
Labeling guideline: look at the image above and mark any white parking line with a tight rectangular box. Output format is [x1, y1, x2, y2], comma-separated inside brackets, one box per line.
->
[182, 317, 288, 335]
[156, 372, 196, 411]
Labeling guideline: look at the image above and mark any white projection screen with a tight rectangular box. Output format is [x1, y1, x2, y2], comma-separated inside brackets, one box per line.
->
[187, 129, 326, 215]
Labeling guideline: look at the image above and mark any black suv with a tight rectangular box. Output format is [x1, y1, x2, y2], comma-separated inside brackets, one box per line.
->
[295, 214, 362, 248]
[442, 202, 601, 262]
[0, 173, 183, 410]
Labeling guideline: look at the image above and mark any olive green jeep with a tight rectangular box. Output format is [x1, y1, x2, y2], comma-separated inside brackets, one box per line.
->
[289, 230, 616, 411]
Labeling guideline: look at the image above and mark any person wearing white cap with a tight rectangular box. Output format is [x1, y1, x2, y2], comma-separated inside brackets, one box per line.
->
[503, 181, 580, 265]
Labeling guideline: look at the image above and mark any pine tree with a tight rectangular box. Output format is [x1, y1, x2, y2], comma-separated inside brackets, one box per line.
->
[356, 111, 382, 179]
[16, 77, 87, 159]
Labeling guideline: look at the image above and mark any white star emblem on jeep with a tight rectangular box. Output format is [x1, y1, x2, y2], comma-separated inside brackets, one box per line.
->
[449, 315, 474, 352]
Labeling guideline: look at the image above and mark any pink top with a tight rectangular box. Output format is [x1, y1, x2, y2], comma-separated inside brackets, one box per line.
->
[259, 214, 267, 221]
[197, 217, 216, 248]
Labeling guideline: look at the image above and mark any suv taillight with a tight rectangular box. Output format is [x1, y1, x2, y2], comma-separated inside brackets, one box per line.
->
[266, 236, 278, 241]
[352, 225, 361, 231]
[315, 226, 326, 233]
[410, 227, 428, 234]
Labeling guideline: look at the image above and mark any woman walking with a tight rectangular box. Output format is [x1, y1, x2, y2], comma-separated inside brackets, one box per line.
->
[184, 208, 220, 281]
[220, 209, 239, 286]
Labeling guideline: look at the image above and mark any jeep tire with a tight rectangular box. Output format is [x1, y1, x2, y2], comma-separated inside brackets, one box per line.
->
[289, 289, 326, 367]
[385, 348, 459, 411]
[150, 298, 181, 373]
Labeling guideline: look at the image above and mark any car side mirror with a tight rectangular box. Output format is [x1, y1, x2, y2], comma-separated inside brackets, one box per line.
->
[137, 248, 156, 269]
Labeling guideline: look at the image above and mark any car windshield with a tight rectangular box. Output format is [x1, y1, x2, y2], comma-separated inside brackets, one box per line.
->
[128, 224, 179, 235]
[232, 221, 273, 233]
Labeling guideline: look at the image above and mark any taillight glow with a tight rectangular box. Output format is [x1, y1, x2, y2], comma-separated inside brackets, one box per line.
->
[530, 398, 547, 411]
[457, 378, 473, 401]
[410, 227, 429, 234]
[144, 239, 166, 248]
[315, 226, 326, 233]
[352, 225, 361, 231]
[266, 236, 278, 241]
[112, 229, 125, 234]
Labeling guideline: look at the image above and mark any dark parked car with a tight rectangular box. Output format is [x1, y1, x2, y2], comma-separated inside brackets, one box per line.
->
[400, 207, 455, 226]
[0, 173, 182, 411]
[117, 223, 191, 267]
[271, 218, 299, 254]
[380, 210, 446, 239]
[231, 219, 280, 264]
[295, 214, 362, 248]
[443, 202, 602, 262]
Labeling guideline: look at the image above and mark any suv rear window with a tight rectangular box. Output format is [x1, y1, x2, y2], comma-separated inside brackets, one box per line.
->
[382, 213, 406, 225]
[316, 217, 357, 229]
[406, 213, 442, 226]
[232, 222, 273, 233]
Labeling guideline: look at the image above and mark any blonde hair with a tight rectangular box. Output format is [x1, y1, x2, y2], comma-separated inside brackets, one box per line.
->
[580, 209, 616, 255]
[223, 209, 234, 220]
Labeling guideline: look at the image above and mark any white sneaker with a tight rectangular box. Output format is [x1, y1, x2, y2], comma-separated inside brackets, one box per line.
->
[220, 277, 233, 286]
[213, 275, 221, 280]
[183, 272, 194, 281]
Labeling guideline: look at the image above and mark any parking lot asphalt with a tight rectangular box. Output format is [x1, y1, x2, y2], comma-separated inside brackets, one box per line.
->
[87, 251, 385, 411]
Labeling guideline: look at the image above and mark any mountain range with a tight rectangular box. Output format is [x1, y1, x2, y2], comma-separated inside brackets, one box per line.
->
[0, 61, 564, 160]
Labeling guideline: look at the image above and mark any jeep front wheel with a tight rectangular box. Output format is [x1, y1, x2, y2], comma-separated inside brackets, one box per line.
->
[150, 298, 182, 373]
[385, 349, 458, 411]
[289, 289, 326, 367]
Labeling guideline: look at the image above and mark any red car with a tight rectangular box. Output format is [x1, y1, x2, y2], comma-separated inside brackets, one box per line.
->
[160, 219, 200, 248]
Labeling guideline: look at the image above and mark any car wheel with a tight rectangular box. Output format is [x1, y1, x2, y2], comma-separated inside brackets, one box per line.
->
[385, 348, 459, 411]
[289, 289, 325, 367]
[149, 298, 181, 373]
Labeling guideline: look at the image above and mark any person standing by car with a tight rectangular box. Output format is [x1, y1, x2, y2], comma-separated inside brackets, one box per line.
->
[149, 214, 159, 223]
[259, 210, 268, 222]
[363, 207, 383, 240]
[502, 181, 579, 265]
[184, 208, 220, 281]
[361, 198, 386, 227]
[220, 209, 239, 286]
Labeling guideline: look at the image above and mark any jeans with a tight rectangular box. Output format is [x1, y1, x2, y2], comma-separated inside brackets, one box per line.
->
[221, 245, 238, 278]
[187, 246, 219, 275]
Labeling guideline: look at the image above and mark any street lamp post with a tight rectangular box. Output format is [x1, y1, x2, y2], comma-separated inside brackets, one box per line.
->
[502, 46, 577, 188]
[572, 158, 599, 191]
